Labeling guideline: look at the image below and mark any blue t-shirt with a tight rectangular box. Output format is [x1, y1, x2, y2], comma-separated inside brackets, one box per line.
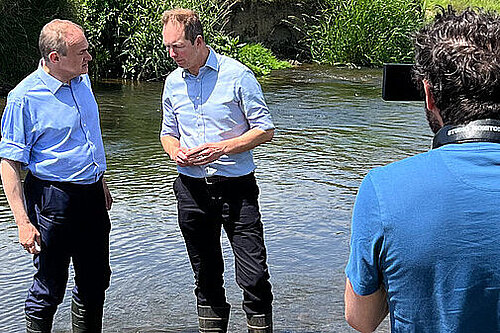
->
[346, 142, 500, 332]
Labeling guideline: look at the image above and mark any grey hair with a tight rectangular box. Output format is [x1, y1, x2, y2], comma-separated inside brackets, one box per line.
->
[39, 19, 84, 62]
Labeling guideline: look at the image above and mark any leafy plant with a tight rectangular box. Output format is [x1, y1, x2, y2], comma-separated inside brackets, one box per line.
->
[297, 0, 425, 66]
[0, 0, 77, 87]
[237, 43, 291, 76]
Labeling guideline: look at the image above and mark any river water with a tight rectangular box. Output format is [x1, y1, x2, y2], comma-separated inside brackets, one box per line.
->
[0, 66, 431, 332]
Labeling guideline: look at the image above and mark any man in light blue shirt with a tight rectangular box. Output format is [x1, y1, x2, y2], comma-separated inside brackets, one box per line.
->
[160, 8, 274, 333]
[0, 19, 112, 332]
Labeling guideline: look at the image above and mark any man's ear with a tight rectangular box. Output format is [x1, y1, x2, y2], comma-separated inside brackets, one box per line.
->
[423, 80, 438, 111]
[195, 35, 203, 47]
[48, 51, 60, 64]
[423, 80, 444, 125]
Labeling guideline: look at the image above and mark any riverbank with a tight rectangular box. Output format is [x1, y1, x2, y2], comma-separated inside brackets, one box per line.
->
[1, 0, 499, 93]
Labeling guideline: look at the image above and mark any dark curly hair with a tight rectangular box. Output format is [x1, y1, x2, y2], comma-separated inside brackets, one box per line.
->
[413, 6, 500, 125]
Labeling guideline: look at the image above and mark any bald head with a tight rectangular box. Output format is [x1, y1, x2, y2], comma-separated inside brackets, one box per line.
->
[39, 19, 84, 62]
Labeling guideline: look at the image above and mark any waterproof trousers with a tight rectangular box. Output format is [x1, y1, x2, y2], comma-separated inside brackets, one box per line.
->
[174, 173, 273, 315]
[23, 172, 111, 324]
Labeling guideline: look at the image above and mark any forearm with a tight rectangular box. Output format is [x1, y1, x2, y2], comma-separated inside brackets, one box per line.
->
[0, 159, 30, 225]
[220, 128, 274, 155]
[345, 279, 389, 333]
[160, 135, 181, 160]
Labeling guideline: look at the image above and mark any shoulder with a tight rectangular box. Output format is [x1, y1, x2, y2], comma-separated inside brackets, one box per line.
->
[367, 150, 439, 188]
[7, 70, 43, 102]
[80, 74, 93, 88]
[214, 51, 253, 78]
[165, 67, 184, 81]
[164, 67, 185, 88]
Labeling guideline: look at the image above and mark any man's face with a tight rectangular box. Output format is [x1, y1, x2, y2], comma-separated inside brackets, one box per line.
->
[57, 28, 92, 81]
[162, 21, 199, 73]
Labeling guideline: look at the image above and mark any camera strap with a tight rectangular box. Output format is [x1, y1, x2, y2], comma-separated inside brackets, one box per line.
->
[432, 119, 500, 149]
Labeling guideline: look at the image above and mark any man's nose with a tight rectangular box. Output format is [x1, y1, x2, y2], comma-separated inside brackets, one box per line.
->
[169, 48, 176, 58]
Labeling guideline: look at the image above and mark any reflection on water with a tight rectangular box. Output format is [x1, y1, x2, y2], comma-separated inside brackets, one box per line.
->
[0, 66, 431, 332]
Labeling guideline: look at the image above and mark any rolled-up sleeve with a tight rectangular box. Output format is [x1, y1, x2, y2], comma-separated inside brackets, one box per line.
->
[161, 80, 180, 139]
[0, 98, 34, 164]
[345, 173, 384, 296]
[238, 70, 275, 131]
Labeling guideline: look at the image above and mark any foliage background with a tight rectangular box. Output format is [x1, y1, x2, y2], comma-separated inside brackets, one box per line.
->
[0, 0, 77, 87]
[296, 0, 425, 66]
[1, 0, 500, 89]
[77, 0, 291, 80]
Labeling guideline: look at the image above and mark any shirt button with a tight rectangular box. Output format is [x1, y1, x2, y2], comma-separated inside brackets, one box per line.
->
[196, 96, 200, 100]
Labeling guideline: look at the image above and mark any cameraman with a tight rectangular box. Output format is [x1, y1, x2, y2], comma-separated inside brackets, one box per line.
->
[345, 7, 500, 332]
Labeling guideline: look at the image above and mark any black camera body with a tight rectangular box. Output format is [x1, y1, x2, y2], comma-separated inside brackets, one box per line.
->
[382, 63, 422, 101]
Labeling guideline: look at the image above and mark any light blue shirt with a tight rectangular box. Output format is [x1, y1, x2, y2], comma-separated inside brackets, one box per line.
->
[0, 64, 106, 184]
[161, 47, 274, 178]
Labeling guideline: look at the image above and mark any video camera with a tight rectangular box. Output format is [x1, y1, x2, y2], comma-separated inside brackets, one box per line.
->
[382, 63, 423, 101]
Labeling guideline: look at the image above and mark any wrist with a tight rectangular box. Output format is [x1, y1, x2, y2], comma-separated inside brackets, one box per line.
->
[170, 147, 180, 160]
[15, 216, 31, 227]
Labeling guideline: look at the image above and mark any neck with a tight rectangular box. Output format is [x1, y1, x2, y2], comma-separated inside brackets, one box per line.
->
[43, 62, 72, 84]
[189, 46, 210, 76]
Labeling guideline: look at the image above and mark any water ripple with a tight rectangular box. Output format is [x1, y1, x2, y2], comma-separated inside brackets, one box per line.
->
[0, 66, 426, 332]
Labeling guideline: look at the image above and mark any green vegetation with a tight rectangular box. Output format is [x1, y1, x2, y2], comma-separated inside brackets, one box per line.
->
[238, 43, 292, 76]
[0, 0, 77, 87]
[424, 0, 500, 14]
[77, 0, 241, 80]
[77, 0, 290, 80]
[2, 0, 500, 90]
[299, 0, 425, 66]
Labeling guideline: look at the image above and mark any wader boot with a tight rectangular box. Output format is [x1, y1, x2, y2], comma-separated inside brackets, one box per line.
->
[71, 298, 103, 333]
[26, 315, 52, 333]
[197, 304, 230, 332]
[247, 313, 272, 333]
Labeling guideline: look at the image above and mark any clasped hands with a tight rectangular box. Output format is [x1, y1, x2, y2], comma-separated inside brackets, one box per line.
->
[174, 142, 226, 166]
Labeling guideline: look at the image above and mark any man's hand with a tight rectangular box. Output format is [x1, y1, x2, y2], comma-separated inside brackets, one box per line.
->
[185, 143, 226, 166]
[18, 219, 41, 254]
[102, 178, 113, 210]
[173, 147, 191, 167]
[1, 159, 41, 254]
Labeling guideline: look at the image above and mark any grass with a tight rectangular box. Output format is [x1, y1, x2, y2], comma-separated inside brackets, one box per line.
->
[298, 0, 425, 66]
[425, 0, 500, 14]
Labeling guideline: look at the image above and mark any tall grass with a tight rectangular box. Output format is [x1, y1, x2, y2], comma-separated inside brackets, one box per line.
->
[77, 0, 236, 80]
[424, 0, 500, 14]
[0, 0, 77, 87]
[77, 0, 289, 80]
[298, 0, 425, 66]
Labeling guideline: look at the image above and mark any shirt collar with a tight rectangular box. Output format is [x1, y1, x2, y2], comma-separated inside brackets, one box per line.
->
[182, 46, 220, 78]
[204, 46, 219, 72]
[36, 59, 83, 94]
